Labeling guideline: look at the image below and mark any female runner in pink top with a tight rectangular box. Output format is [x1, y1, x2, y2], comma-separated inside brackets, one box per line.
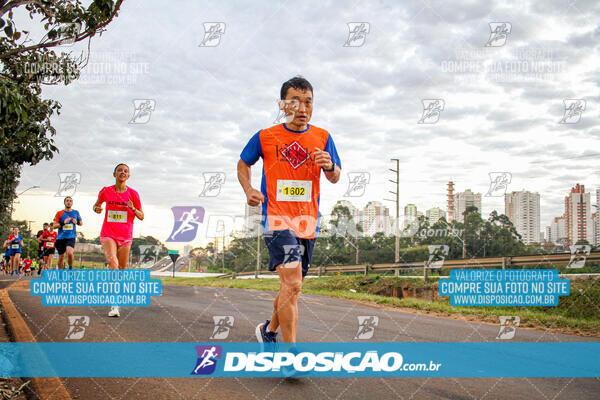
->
[93, 163, 144, 317]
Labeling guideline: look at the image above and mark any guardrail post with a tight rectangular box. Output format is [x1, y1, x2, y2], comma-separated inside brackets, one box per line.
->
[364, 265, 369, 275]
[232, 272, 237, 280]
[318, 267, 322, 277]
[394, 268, 399, 277]
[424, 262, 429, 282]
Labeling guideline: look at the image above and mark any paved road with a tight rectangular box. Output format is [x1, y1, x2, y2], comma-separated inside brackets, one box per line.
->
[149, 255, 191, 272]
[2, 276, 599, 400]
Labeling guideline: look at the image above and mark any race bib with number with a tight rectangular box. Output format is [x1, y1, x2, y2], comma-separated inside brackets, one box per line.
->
[107, 210, 127, 223]
[276, 180, 312, 202]
[63, 223, 74, 231]
[11, 244, 19, 249]
[45, 242, 55, 248]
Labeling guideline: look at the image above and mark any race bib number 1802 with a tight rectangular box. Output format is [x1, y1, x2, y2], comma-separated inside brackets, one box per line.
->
[276, 180, 312, 202]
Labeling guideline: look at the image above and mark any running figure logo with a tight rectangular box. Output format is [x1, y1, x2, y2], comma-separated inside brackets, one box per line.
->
[191, 345, 222, 375]
[496, 316, 519, 340]
[559, 99, 586, 124]
[485, 22, 512, 47]
[199, 172, 226, 197]
[566, 244, 591, 269]
[344, 22, 370, 47]
[65, 316, 90, 340]
[139, 245, 159, 264]
[344, 172, 370, 197]
[167, 206, 205, 242]
[43, 22, 81, 46]
[56, 172, 81, 197]
[354, 316, 379, 339]
[282, 244, 305, 265]
[427, 245, 449, 269]
[273, 99, 299, 124]
[418, 99, 444, 124]
[199, 23, 225, 47]
[58, 22, 81, 46]
[486, 172, 512, 197]
[210, 316, 234, 339]
[129, 99, 156, 124]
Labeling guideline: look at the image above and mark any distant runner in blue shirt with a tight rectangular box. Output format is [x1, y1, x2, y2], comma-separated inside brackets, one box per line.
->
[52, 196, 82, 270]
[5, 227, 23, 275]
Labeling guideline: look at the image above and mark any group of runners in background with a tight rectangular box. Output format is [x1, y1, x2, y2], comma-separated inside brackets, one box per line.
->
[3, 77, 338, 346]
[2, 163, 144, 317]
[2, 196, 82, 275]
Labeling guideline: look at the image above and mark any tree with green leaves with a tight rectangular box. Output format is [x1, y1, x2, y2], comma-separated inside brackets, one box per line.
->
[0, 0, 124, 230]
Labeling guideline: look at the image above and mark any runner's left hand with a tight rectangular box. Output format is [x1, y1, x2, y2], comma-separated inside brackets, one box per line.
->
[127, 200, 135, 210]
[314, 148, 333, 169]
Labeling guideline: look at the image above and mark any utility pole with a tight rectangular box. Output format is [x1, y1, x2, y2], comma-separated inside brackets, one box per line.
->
[222, 230, 225, 274]
[462, 211, 467, 258]
[385, 159, 400, 263]
[355, 231, 359, 265]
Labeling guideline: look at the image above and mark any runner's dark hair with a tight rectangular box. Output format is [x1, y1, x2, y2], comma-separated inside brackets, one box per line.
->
[280, 76, 313, 100]
[64, 196, 72, 205]
[114, 163, 129, 174]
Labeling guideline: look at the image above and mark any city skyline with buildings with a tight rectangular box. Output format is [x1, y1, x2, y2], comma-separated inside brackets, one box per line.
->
[239, 180, 598, 247]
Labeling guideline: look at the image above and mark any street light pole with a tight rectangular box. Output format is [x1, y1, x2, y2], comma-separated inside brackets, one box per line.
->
[10, 186, 40, 219]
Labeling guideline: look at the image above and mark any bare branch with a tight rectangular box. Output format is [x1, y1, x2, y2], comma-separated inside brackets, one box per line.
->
[1, 0, 36, 16]
[0, 0, 124, 59]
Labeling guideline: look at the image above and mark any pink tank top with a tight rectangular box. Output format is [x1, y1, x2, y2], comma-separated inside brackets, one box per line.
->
[98, 186, 141, 241]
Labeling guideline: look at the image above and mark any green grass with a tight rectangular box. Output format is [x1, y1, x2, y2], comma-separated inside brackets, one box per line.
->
[159, 275, 600, 336]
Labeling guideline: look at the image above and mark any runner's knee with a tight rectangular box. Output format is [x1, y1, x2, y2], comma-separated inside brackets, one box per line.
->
[281, 279, 302, 297]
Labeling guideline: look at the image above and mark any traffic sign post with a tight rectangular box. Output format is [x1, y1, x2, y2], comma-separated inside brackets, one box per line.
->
[168, 250, 180, 278]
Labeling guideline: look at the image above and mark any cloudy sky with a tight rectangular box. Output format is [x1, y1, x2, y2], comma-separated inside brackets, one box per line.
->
[12, 0, 600, 248]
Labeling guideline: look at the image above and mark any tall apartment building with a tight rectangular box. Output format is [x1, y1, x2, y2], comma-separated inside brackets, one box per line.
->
[594, 214, 600, 246]
[596, 189, 600, 246]
[546, 216, 567, 244]
[426, 207, 446, 225]
[504, 191, 541, 244]
[453, 189, 482, 223]
[564, 184, 594, 245]
[404, 204, 418, 229]
[361, 201, 392, 236]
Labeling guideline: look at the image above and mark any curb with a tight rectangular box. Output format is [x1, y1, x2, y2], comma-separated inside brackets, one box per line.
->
[0, 281, 73, 400]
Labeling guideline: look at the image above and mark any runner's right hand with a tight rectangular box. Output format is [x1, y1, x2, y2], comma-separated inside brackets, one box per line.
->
[93, 205, 103, 214]
[245, 188, 264, 206]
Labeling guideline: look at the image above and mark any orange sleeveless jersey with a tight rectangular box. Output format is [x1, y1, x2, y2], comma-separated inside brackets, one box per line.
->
[240, 123, 342, 239]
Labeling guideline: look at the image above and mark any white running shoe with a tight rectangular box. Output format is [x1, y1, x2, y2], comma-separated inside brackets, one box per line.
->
[108, 306, 120, 317]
